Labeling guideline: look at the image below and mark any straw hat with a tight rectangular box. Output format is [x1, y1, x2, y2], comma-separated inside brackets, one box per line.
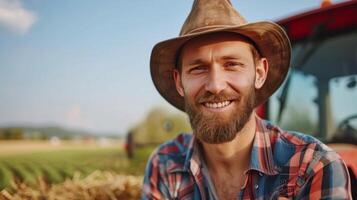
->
[150, 0, 291, 111]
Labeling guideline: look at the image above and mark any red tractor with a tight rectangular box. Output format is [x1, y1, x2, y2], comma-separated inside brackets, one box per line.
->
[257, 0, 357, 196]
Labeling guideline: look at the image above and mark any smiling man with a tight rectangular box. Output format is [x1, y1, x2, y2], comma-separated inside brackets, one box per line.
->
[142, 0, 352, 199]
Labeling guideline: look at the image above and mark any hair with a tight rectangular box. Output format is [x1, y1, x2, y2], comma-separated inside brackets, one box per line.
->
[175, 32, 262, 72]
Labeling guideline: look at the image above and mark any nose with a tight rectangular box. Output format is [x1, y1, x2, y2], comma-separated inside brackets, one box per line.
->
[205, 67, 227, 94]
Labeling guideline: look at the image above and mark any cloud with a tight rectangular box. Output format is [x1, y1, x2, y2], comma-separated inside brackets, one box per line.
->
[0, 0, 37, 34]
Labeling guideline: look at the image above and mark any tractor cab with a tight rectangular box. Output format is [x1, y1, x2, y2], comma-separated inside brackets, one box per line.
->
[257, 0, 357, 196]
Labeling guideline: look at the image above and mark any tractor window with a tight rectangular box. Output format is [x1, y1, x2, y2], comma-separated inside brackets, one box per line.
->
[330, 75, 357, 135]
[269, 70, 319, 136]
[268, 29, 357, 141]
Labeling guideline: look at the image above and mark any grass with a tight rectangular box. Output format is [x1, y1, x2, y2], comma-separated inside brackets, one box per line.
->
[0, 140, 156, 191]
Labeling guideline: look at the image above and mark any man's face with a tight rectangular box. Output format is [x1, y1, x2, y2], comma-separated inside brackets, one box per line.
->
[173, 33, 268, 144]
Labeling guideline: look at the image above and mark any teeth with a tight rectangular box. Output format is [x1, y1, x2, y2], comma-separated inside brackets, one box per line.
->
[204, 101, 231, 109]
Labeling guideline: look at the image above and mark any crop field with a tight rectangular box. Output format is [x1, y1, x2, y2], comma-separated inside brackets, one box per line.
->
[0, 140, 154, 199]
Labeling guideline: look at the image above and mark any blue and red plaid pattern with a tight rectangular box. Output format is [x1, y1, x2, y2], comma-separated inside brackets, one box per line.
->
[142, 116, 352, 199]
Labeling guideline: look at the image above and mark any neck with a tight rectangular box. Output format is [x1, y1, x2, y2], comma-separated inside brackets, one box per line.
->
[200, 113, 256, 174]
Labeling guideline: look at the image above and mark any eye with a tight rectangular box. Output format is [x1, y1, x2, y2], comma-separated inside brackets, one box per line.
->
[224, 61, 242, 69]
[188, 66, 207, 74]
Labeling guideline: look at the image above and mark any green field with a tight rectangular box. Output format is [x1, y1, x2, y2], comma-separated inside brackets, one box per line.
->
[0, 140, 154, 190]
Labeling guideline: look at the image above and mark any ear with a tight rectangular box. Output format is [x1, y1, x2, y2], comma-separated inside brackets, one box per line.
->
[255, 58, 269, 89]
[173, 69, 185, 97]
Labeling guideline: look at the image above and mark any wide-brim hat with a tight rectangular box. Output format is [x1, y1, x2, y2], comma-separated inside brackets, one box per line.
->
[151, 0, 291, 111]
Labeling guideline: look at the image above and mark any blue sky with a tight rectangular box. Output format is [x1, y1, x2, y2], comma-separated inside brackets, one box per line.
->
[0, 0, 347, 135]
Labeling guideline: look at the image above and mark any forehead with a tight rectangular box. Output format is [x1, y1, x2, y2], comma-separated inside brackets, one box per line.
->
[180, 32, 254, 60]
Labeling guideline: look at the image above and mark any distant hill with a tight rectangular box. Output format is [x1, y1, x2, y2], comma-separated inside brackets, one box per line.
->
[0, 125, 121, 140]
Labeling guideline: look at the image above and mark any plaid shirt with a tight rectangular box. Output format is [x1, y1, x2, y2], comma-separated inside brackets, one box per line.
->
[142, 116, 352, 199]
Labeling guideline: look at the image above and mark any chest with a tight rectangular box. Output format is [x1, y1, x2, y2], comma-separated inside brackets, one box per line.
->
[211, 172, 246, 200]
[176, 171, 297, 200]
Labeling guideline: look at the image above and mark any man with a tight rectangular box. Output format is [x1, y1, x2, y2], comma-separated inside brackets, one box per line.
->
[142, 0, 352, 199]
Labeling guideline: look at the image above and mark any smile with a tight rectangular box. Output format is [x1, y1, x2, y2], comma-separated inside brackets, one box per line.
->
[203, 100, 232, 109]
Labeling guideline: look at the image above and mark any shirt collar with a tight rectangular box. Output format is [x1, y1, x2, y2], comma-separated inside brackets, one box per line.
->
[249, 116, 279, 175]
[171, 115, 279, 176]
[167, 133, 198, 174]
[186, 135, 201, 174]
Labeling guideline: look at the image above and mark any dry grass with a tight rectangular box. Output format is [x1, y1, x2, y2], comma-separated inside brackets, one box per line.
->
[0, 171, 142, 200]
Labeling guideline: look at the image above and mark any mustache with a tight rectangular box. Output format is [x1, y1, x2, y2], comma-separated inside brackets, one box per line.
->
[197, 91, 240, 103]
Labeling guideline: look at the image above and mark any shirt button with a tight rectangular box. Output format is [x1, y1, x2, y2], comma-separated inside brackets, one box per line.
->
[255, 184, 259, 190]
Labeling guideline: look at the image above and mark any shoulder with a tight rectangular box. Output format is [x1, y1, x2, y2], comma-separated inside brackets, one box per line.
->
[262, 120, 351, 197]
[262, 119, 342, 173]
[146, 133, 193, 172]
[155, 133, 193, 155]
[263, 119, 335, 153]
[142, 133, 193, 198]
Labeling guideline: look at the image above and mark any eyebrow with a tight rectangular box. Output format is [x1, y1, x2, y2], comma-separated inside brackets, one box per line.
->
[187, 55, 243, 66]
[221, 55, 241, 60]
[188, 59, 206, 66]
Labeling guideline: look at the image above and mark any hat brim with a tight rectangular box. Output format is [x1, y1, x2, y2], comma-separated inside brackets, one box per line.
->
[150, 21, 291, 111]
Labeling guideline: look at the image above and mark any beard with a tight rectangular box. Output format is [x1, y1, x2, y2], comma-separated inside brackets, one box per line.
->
[185, 86, 255, 144]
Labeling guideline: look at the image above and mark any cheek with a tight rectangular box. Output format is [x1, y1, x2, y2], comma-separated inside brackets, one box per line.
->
[227, 73, 255, 90]
[182, 76, 205, 99]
